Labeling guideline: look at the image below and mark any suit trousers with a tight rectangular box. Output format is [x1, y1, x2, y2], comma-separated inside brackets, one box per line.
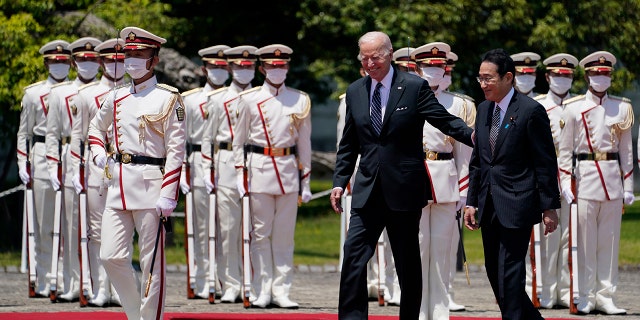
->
[101, 208, 166, 320]
[339, 182, 422, 320]
[480, 197, 543, 320]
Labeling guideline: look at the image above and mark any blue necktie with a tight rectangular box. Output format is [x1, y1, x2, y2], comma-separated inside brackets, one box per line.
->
[489, 105, 501, 155]
[371, 83, 383, 135]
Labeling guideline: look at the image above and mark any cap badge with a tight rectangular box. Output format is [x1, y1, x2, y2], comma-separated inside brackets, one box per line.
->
[114, 43, 122, 51]
[561, 58, 567, 66]
[128, 32, 136, 41]
[431, 47, 439, 55]
[56, 45, 63, 53]
[274, 49, 281, 57]
[217, 50, 224, 57]
[598, 56, 606, 64]
[242, 50, 249, 57]
[85, 43, 93, 50]
[524, 57, 531, 64]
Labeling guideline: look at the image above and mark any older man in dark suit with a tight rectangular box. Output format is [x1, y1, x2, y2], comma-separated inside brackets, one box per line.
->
[330, 31, 474, 320]
[464, 48, 560, 320]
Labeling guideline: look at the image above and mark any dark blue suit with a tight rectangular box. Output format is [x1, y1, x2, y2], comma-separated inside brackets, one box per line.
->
[467, 90, 561, 320]
[334, 68, 473, 320]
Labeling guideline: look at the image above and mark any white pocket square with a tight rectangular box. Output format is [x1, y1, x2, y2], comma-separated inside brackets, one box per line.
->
[396, 106, 408, 111]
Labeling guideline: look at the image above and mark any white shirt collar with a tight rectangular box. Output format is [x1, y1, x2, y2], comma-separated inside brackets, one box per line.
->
[496, 87, 515, 112]
[371, 67, 394, 91]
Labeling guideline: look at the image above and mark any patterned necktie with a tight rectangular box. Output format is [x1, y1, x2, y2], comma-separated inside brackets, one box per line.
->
[371, 82, 383, 135]
[489, 105, 501, 155]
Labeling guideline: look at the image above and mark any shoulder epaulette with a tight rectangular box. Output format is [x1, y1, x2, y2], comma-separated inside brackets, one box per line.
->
[156, 83, 179, 93]
[51, 81, 72, 89]
[238, 86, 261, 96]
[288, 87, 310, 98]
[78, 81, 99, 92]
[562, 95, 585, 105]
[534, 94, 547, 101]
[205, 87, 228, 97]
[181, 87, 203, 97]
[609, 95, 632, 103]
[23, 80, 46, 91]
[338, 93, 346, 100]
[448, 91, 475, 102]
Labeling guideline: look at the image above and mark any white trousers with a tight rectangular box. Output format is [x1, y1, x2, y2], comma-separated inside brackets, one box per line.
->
[33, 178, 56, 293]
[87, 185, 113, 299]
[189, 185, 210, 295]
[419, 202, 457, 320]
[249, 192, 297, 299]
[62, 185, 79, 295]
[446, 211, 462, 301]
[101, 208, 165, 320]
[216, 185, 242, 294]
[577, 198, 622, 308]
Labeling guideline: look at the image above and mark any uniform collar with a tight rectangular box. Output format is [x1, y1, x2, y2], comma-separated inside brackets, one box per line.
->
[263, 81, 287, 96]
[229, 81, 250, 94]
[100, 76, 124, 88]
[586, 90, 608, 105]
[131, 75, 157, 93]
[546, 90, 570, 106]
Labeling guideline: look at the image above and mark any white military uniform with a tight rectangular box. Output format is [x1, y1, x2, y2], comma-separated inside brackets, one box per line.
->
[46, 77, 96, 298]
[201, 80, 254, 300]
[181, 82, 219, 297]
[559, 76, 633, 315]
[233, 78, 311, 304]
[71, 68, 123, 304]
[419, 91, 474, 320]
[17, 75, 65, 295]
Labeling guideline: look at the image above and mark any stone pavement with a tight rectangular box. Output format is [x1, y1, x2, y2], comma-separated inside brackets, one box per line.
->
[0, 265, 638, 319]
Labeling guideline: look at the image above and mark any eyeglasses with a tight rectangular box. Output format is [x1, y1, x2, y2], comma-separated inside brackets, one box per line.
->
[476, 76, 498, 85]
[360, 54, 387, 64]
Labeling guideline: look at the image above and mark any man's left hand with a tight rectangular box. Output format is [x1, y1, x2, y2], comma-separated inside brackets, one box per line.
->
[155, 196, 177, 217]
[542, 209, 558, 235]
[330, 187, 343, 214]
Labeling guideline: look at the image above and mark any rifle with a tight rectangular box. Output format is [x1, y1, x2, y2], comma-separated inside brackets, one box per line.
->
[78, 140, 92, 306]
[455, 210, 470, 285]
[25, 139, 37, 297]
[145, 216, 166, 298]
[241, 149, 251, 308]
[50, 141, 63, 302]
[569, 155, 579, 314]
[207, 143, 217, 304]
[184, 144, 196, 299]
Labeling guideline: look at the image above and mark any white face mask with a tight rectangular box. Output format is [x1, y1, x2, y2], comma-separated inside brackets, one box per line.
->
[49, 63, 70, 80]
[420, 67, 445, 88]
[103, 62, 126, 79]
[589, 75, 611, 92]
[75, 61, 100, 79]
[515, 74, 536, 93]
[124, 57, 152, 79]
[440, 74, 452, 91]
[207, 68, 229, 86]
[548, 76, 573, 95]
[232, 69, 255, 85]
[265, 68, 288, 85]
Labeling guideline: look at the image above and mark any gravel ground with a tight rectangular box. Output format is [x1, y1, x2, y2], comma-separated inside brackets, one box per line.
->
[0, 265, 638, 319]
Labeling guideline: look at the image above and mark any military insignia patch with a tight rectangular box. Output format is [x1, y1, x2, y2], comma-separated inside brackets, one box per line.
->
[176, 105, 185, 121]
[71, 105, 77, 116]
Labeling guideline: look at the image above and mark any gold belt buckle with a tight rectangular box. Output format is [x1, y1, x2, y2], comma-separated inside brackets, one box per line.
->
[61, 137, 71, 145]
[426, 150, 437, 160]
[594, 153, 605, 161]
[270, 148, 285, 157]
[121, 153, 132, 164]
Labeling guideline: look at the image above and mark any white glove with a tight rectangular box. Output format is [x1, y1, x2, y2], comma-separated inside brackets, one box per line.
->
[561, 188, 574, 204]
[456, 196, 467, 211]
[49, 173, 60, 191]
[179, 175, 190, 194]
[94, 152, 107, 168]
[72, 174, 82, 194]
[203, 177, 214, 194]
[301, 185, 312, 203]
[624, 191, 635, 205]
[18, 166, 30, 185]
[236, 168, 246, 197]
[155, 196, 177, 217]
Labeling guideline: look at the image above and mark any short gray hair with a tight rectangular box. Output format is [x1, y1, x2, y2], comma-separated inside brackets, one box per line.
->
[358, 31, 392, 58]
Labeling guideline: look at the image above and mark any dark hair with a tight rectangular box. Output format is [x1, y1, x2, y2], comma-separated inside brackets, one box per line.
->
[481, 48, 515, 82]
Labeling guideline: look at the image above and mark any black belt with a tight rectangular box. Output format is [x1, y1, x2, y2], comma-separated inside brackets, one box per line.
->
[188, 144, 201, 152]
[115, 153, 166, 166]
[33, 135, 45, 143]
[244, 144, 297, 157]
[218, 142, 232, 151]
[576, 153, 619, 161]
[424, 151, 453, 161]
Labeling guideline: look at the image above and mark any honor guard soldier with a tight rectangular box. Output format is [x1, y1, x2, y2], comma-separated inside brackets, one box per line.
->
[411, 42, 476, 320]
[527, 53, 579, 309]
[180, 44, 230, 299]
[70, 38, 126, 307]
[558, 51, 633, 315]
[17, 39, 72, 298]
[511, 52, 540, 98]
[232, 44, 312, 309]
[201, 45, 258, 303]
[88, 27, 185, 320]
[393, 47, 419, 75]
[45, 37, 102, 302]
[437, 51, 456, 95]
